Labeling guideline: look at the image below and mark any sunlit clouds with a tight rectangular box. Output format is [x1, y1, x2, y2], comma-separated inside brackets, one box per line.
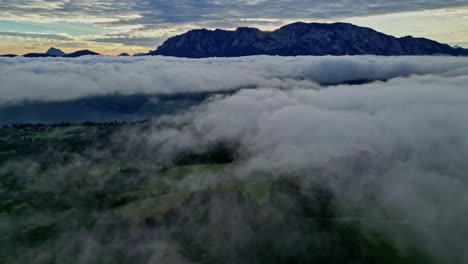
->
[1, 0, 468, 55]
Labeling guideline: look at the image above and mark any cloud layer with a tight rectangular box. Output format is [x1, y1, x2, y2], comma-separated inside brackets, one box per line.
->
[114, 59, 468, 261]
[2, 55, 468, 262]
[2, 0, 467, 24]
[1, 0, 468, 53]
[1, 55, 468, 105]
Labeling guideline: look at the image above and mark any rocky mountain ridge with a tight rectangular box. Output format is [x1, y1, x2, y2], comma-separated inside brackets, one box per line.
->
[150, 22, 468, 57]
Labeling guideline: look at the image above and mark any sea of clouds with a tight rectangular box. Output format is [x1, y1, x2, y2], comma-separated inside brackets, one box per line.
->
[2, 55, 468, 262]
[1, 55, 468, 104]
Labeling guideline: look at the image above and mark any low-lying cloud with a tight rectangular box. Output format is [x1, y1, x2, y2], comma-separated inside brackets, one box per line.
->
[1, 55, 468, 105]
[105, 62, 468, 261]
[2, 55, 468, 263]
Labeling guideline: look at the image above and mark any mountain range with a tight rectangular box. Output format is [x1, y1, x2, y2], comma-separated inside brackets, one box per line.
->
[1, 48, 100, 58]
[150, 22, 468, 58]
[1, 22, 467, 58]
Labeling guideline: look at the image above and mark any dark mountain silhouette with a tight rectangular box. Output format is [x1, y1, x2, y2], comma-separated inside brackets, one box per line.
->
[0, 54, 18, 57]
[133, 52, 152, 56]
[23, 53, 55, 58]
[16, 48, 99, 58]
[46, 47, 67, 56]
[118, 53, 130, 56]
[64, 49, 100, 57]
[150, 22, 468, 58]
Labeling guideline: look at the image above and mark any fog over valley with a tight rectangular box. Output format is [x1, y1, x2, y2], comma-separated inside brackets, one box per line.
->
[1, 55, 468, 263]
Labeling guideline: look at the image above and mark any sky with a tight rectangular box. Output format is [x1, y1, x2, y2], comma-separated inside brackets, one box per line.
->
[0, 0, 468, 55]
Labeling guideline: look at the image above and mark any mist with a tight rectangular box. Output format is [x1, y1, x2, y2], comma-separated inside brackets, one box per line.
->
[1, 55, 468, 104]
[1, 55, 468, 263]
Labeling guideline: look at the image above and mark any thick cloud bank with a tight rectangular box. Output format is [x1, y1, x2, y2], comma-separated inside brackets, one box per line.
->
[1, 55, 468, 105]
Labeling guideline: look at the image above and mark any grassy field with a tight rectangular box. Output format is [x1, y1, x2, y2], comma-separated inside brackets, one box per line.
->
[27, 126, 90, 141]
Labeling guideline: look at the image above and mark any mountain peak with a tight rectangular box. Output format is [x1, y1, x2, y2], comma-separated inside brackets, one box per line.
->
[63, 49, 100, 58]
[235, 27, 260, 32]
[46, 47, 66, 57]
[150, 22, 468, 58]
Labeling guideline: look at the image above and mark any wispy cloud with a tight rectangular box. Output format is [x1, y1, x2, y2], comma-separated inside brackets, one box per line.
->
[2, 0, 467, 25]
[0, 31, 74, 40]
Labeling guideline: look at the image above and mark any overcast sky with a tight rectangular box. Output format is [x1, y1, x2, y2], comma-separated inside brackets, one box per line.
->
[1, 0, 468, 55]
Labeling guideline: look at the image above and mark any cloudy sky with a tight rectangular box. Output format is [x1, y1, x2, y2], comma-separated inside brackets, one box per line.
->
[1, 0, 468, 55]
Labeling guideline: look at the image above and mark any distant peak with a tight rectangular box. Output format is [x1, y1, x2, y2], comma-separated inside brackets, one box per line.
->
[283, 21, 309, 26]
[63, 49, 100, 58]
[46, 47, 66, 56]
[235, 27, 260, 32]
